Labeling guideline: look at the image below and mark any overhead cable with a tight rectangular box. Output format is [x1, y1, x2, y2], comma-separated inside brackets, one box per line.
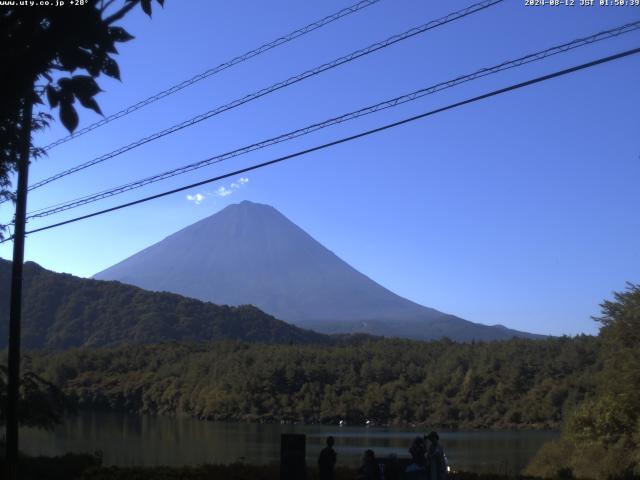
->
[5, 45, 636, 243]
[26, 21, 640, 220]
[41, 0, 384, 151]
[27, 0, 504, 192]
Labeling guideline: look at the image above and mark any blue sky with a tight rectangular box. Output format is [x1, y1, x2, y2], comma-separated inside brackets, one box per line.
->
[1, 0, 639, 336]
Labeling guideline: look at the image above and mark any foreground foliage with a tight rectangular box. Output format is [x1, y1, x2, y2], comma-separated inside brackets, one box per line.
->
[3, 451, 640, 480]
[0, 0, 165, 240]
[76, 465, 540, 480]
[525, 284, 640, 479]
[0, 452, 550, 480]
[23, 336, 599, 429]
[0, 365, 68, 429]
[0, 452, 101, 480]
[10, 454, 638, 480]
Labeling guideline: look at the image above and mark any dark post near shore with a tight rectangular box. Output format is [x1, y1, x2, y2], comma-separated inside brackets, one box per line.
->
[280, 433, 306, 480]
[5, 87, 34, 480]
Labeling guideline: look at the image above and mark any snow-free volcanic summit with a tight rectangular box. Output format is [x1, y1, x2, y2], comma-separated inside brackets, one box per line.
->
[94, 201, 540, 341]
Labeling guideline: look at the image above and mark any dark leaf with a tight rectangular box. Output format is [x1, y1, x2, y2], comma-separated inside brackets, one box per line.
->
[59, 101, 79, 133]
[59, 47, 98, 73]
[76, 48, 95, 69]
[97, 25, 120, 54]
[57, 77, 72, 91]
[156, 0, 164, 6]
[86, 56, 102, 77]
[57, 79, 77, 105]
[77, 96, 103, 116]
[102, 57, 121, 80]
[30, 146, 47, 159]
[104, 41, 119, 54]
[57, 48, 79, 73]
[32, 112, 53, 133]
[70, 75, 102, 98]
[141, 0, 152, 16]
[109, 26, 135, 43]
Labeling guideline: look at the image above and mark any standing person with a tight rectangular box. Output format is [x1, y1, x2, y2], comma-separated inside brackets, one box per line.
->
[409, 436, 427, 466]
[425, 431, 447, 480]
[318, 436, 337, 480]
[357, 449, 381, 480]
[405, 436, 428, 479]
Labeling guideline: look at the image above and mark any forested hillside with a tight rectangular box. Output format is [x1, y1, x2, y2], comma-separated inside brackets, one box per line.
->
[24, 336, 599, 429]
[526, 284, 640, 478]
[0, 259, 328, 348]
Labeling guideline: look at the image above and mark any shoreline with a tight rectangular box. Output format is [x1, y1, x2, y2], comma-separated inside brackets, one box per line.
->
[3, 453, 543, 480]
[63, 408, 563, 432]
[20, 412, 559, 476]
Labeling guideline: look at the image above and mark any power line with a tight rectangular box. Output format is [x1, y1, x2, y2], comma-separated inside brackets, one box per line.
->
[41, 0, 383, 151]
[31, 0, 502, 190]
[26, 0, 504, 193]
[25, 21, 640, 220]
[6, 46, 637, 243]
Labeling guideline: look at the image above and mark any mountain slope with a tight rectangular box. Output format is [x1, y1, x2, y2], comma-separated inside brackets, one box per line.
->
[94, 201, 541, 341]
[0, 259, 328, 349]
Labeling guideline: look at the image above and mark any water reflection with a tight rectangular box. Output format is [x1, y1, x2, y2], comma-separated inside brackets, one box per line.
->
[21, 412, 558, 474]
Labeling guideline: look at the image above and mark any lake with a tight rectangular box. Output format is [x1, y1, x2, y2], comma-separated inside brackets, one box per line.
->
[21, 412, 558, 475]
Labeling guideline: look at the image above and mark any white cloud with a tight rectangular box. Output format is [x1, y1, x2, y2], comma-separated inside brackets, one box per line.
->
[216, 186, 232, 197]
[214, 177, 250, 197]
[186, 193, 206, 205]
[186, 178, 249, 204]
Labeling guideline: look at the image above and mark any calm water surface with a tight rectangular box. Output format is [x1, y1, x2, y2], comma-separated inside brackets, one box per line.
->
[21, 412, 558, 475]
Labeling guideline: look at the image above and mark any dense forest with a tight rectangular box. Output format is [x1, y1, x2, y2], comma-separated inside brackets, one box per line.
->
[21, 336, 599, 430]
[1, 258, 637, 477]
[525, 284, 640, 479]
[0, 260, 328, 348]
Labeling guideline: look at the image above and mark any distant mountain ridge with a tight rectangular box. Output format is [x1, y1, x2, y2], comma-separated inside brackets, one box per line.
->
[94, 201, 542, 341]
[0, 259, 328, 349]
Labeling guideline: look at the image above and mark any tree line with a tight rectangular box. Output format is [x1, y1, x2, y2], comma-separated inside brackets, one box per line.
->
[525, 283, 640, 479]
[18, 335, 600, 430]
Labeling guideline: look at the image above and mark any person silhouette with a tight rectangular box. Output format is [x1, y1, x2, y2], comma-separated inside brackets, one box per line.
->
[409, 435, 427, 466]
[425, 431, 447, 480]
[357, 449, 381, 480]
[318, 435, 337, 480]
[405, 436, 428, 479]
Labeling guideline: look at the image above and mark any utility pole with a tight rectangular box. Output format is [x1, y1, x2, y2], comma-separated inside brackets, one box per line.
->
[5, 87, 33, 480]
